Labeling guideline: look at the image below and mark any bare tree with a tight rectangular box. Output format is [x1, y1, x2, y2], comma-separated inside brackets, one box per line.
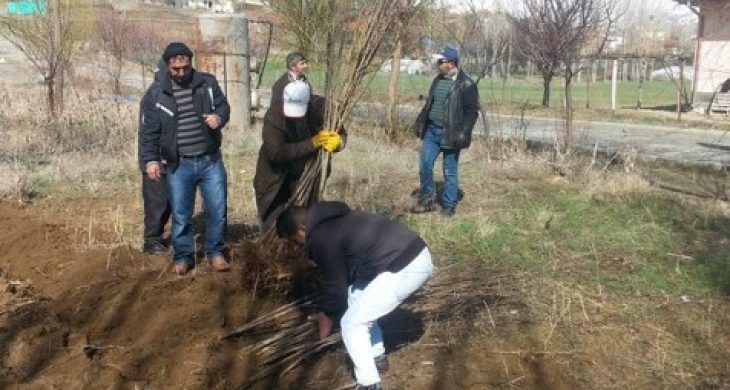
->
[386, 0, 429, 138]
[511, 0, 618, 152]
[0, 0, 83, 116]
[458, 2, 512, 85]
[95, 10, 134, 95]
[264, 0, 336, 58]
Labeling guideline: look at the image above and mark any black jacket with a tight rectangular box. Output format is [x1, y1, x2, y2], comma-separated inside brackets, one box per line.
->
[304, 201, 427, 319]
[413, 69, 480, 149]
[140, 69, 230, 172]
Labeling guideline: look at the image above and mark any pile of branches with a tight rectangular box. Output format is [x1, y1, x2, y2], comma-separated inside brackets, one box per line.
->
[224, 265, 509, 386]
[222, 294, 341, 386]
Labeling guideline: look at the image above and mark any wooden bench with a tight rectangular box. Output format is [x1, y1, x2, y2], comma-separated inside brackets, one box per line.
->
[711, 92, 730, 115]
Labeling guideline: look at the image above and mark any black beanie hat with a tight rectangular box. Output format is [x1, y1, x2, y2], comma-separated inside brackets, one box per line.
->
[163, 42, 194, 63]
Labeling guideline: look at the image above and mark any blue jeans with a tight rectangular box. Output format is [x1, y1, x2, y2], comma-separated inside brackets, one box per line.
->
[167, 152, 227, 265]
[418, 123, 461, 209]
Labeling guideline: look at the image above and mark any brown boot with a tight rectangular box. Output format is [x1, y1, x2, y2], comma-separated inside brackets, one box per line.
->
[209, 255, 231, 272]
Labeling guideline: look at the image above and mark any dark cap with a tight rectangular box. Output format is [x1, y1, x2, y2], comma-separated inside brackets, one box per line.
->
[440, 45, 459, 65]
[286, 52, 306, 70]
[163, 42, 194, 63]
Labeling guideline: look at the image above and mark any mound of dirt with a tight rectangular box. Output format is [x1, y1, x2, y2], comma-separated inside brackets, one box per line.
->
[0, 203, 278, 389]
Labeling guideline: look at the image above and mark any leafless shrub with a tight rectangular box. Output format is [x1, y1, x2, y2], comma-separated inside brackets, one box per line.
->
[0, 0, 89, 116]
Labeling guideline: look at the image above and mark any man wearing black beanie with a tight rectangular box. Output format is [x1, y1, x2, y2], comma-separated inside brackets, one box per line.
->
[140, 42, 232, 275]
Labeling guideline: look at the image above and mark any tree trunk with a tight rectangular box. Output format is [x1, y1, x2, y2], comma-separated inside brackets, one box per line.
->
[386, 37, 402, 138]
[46, 77, 56, 118]
[505, 43, 512, 81]
[112, 55, 123, 95]
[564, 74, 573, 153]
[58, 64, 65, 113]
[542, 73, 552, 107]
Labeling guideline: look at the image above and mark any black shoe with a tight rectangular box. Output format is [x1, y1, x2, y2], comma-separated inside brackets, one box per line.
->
[411, 199, 435, 213]
[374, 354, 389, 374]
[143, 239, 169, 255]
[440, 207, 455, 217]
[355, 384, 382, 390]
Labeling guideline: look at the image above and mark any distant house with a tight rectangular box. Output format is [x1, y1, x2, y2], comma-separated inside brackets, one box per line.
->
[681, 0, 730, 109]
[171, 0, 263, 12]
[380, 57, 429, 75]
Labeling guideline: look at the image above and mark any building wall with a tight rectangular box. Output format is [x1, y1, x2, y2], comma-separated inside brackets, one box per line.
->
[694, 6, 730, 105]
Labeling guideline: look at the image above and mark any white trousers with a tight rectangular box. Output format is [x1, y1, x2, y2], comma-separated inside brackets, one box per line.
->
[340, 247, 434, 386]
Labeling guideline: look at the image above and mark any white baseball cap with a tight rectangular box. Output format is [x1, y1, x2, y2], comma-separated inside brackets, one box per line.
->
[283, 80, 311, 118]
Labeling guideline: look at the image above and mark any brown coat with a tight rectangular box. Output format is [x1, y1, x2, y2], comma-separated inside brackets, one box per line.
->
[254, 88, 326, 226]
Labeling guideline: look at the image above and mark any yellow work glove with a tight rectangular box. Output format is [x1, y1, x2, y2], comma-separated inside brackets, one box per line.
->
[312, 130, 330, 148]
[322, 131, 342, 153]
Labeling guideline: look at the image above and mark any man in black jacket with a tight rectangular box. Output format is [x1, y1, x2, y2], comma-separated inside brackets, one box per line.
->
[140, 42, 231, 275]
[412, 46, 480, 217]
[138, 59, 171, 255]
[277, 201, 434, 390]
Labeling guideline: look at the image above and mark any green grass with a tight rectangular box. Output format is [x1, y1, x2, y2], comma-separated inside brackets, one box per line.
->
[259, 57, 681, 110]
[408, 184, 729, 299]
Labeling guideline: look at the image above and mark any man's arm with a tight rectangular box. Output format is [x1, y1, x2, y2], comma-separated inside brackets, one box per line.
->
[462, 81, 480, 133]
[309, 237, 349, 321]
[140, 89, 162, 178]
[209, 78, 230, 128]
[261, 119, 319, 164]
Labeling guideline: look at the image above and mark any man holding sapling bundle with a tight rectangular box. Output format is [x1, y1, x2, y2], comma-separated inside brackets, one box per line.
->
[254, 79, 346, 227]
[140, 42, 231, 275]
[412, 45, 480, 217]
[276, 201, 434, 390]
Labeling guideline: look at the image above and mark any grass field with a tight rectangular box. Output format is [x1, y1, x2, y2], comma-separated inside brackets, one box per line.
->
[259, 57, 683, 111]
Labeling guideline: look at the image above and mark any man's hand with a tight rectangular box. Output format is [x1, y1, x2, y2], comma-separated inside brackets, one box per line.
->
[146, 162, 161, 182]
[312, 130, 330, 149]
[203, 114, 220, 129]
[308, 312, 334, 340]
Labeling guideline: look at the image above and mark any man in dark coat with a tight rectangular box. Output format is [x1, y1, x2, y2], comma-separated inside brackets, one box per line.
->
[276, 201, 434, 390]
[138, 58, 172, 255]
[254, 79, 346, 227]
[412, 46, 480, 217]
[140, 42, 231, 275]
